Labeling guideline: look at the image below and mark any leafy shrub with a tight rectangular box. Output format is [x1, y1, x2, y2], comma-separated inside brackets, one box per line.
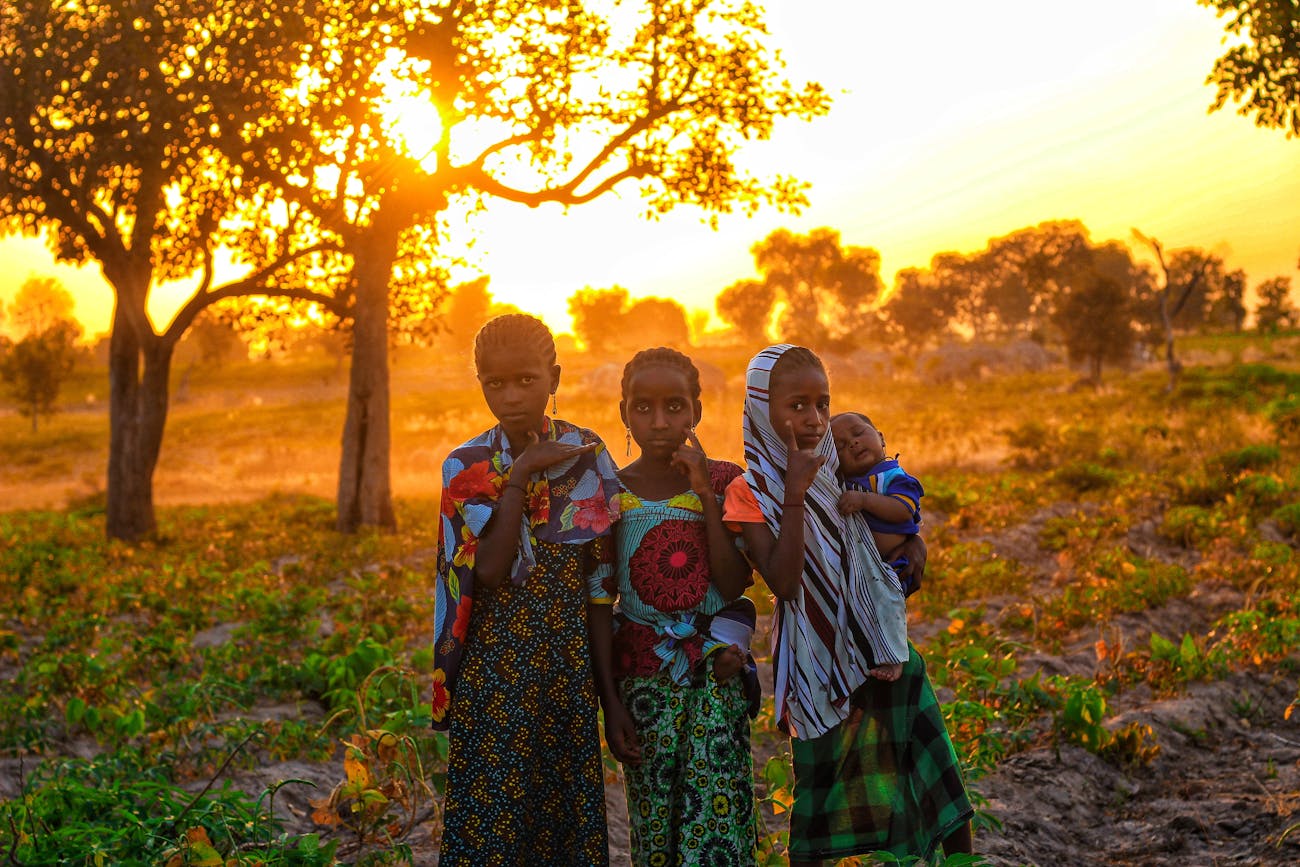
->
[1214, 444, 1280, 474]
[1160, 505, 1223, 548]
[1273, 503, 1300, 538]
[1052, 461, 1120, 493]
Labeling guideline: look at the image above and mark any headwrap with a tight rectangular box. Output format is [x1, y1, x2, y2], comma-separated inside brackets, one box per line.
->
[741, 344, 908, 739]
[430, 416, 621, 730]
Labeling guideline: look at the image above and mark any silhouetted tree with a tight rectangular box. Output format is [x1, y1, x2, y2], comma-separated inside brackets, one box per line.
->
[1200, 0, 1300, 135]
[0, 0, 345, 539]
[568, 287, 631, 355]
[1132, 231, 1224, 390]
[257, 0, 829, 531]
[441, 276, 494, 358]
[749, 227, 884, 348]
[624, 297, 691, 349]
[1052, 274, 1136, 384]
[1, 280, 82, 431]
[882, 267, 959, 343]
[715, 278, 775, 343]
[1254, 275, 1298, 331]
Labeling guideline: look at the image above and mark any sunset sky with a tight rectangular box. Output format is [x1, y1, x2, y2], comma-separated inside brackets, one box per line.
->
[2, 0, 1297, 339]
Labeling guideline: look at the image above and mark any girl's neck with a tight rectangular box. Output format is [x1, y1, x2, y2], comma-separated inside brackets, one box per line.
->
[619, 455, 690, 500]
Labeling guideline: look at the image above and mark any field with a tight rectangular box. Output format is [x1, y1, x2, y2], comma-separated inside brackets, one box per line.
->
[2, 334, 1300, 865]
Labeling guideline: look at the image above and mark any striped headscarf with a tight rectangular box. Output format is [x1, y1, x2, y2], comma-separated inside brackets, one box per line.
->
[742, 344, 908, 739]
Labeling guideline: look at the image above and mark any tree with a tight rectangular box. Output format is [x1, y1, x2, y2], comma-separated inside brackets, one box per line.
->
[715, 278, 775, 343]
[1052, 274, 1136, 384]
[881, 267, 958, 343]
[1200, 0, 1300, 135]
[623, 297, 690, 349]
[1254, 275, 1298, 331]
[1131, 231, 1223, 390]
[7, 276, 76, 337]
[568, 287, 631, 355]
[1, 319, 81, 432]
[1, 1, 346, 539]
[256, 0, 829, 531]
[748, 227, 884, 348]
[440, 277, 494, 358]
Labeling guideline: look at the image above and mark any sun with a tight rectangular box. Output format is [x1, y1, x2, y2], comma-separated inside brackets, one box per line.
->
[373, 49, 443, 174]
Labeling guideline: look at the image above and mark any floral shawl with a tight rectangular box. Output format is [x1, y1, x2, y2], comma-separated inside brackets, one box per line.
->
[741, 344, 908, 739]
[431, 416, 621, 730]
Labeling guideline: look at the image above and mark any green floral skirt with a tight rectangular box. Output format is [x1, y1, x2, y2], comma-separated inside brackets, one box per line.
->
[619, 670, 757, 866]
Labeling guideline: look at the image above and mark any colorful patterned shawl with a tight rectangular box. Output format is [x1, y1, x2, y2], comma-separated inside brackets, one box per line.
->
[741, 344, 908, 739]
[431, 416, 621, 730]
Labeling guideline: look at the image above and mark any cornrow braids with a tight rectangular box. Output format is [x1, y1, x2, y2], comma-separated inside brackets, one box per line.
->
[769, 345, 826, 388]
[473, 313, 556, 371]
[620, 346, 702, 400]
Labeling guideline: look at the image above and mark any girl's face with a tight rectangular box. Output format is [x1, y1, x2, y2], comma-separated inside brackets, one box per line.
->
[620, 365, 701, 462]
[476, 345, 560, 445]
[831, 414, 886, 476]
[767, 364, 830, 452]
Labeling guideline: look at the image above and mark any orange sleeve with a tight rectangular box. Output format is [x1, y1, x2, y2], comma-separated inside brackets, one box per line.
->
[723, 475, 764, 530]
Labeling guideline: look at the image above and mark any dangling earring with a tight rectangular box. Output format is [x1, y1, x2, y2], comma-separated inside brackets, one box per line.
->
[551, 392, 558, 415]
[625, 427, 632, 457]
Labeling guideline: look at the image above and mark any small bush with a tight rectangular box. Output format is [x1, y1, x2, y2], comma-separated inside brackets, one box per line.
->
[1053, 461, 1119, 493]
[1214, 444, 1280, 474]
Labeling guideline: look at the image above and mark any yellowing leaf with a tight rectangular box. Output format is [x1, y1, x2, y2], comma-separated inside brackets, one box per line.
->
[947, 618, 965, 635]
[769, 786, 793, 815]
[344, 750, 372, 788]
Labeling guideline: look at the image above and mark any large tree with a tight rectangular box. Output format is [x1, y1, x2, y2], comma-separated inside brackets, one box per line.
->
[715, 278, 775, 343]
[255, 0, 829, 531]
[0, 0, 346, 539]
[1200, 0, 1300, 135]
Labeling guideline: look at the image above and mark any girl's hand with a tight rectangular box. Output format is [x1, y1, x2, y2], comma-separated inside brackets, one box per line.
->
[886, 534, 928, 595]
[712, 644, 745, 683]
[837, 490, 867, 515]
[671, 429, 712, 496]
[604, 699, 641, 766]
[513, 429, 597, 478]
[783, 420, 826, 503]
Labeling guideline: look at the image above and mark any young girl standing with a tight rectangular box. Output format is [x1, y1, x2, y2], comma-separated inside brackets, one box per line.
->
[597, 347, 760, 865]
[722, 344, 973, 866]
[432, 314, 621, 865]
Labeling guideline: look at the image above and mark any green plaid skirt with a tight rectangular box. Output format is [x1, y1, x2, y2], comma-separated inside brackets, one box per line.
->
[788, 645, 972, 862]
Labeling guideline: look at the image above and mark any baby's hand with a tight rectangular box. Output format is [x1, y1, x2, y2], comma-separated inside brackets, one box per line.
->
[869, 663, 902, 682]
[712, 645, 745, 683]
[837, 490, 866, 515]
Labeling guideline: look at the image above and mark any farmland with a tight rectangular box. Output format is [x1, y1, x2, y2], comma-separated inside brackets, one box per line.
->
[2, 334, 1299, 865]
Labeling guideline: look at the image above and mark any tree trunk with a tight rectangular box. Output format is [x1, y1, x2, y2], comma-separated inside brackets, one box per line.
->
[1160, 289, 1181, 393]
[336, 221, 399, 533]
[105, 305, 174, 540]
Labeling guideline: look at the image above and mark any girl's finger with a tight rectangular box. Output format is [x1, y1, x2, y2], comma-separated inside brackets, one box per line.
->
[685, 428, 704, 452]
[526, 430, 540, 447]
[783, 420, 799, 452]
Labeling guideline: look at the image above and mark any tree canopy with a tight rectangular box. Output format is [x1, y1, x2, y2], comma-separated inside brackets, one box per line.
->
[1200, 0, 1300, 135]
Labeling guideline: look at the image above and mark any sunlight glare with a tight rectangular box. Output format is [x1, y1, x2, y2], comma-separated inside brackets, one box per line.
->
[374, 49, 443, 173]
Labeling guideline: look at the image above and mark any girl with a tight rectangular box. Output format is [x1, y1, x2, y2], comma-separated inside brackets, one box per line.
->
[432, 313, 621, 865]
[722, 344, 973, 866]
[597, 346, 760, 865]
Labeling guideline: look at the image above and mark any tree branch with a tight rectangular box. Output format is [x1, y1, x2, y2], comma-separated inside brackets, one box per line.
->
[162, 240, 346, 344]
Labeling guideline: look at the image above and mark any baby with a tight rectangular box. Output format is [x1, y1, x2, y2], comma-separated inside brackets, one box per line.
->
[831, 412, 924, 597]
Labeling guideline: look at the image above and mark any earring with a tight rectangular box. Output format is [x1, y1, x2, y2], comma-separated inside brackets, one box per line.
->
[625, 427, 632, 457]
[551, 393, 558, 415]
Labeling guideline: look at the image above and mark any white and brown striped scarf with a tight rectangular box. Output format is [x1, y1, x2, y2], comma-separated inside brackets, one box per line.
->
[741, 344, 908, 739]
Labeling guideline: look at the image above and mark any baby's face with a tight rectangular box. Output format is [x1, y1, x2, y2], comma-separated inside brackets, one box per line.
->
[831, 414, 886, 476]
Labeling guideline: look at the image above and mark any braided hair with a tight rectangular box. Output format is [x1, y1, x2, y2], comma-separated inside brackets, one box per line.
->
[473, 313, 556, 371]
[769, 345, 826, 388]
[620, 346, 702, 400]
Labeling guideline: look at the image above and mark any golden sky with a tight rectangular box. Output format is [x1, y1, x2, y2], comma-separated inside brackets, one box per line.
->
[2, 0, 1297, 339]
